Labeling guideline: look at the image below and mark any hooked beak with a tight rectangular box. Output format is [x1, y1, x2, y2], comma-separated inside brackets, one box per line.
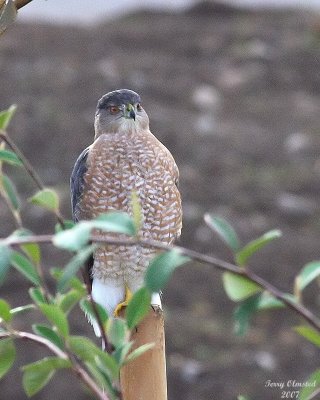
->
[124, 103, 135, 121]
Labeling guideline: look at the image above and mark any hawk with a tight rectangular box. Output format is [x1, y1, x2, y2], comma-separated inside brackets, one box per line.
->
[70, 89, 182, 333]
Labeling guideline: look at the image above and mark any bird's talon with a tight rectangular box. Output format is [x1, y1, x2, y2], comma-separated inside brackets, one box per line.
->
[113, 300, 128, 317]
[113, 286, 132, 317]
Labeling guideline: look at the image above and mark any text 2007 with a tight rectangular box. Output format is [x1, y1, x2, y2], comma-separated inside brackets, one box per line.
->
[281, 391, 299, 398]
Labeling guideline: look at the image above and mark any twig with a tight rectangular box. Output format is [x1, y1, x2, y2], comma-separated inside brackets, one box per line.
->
[15, 0, 33, 9]
[0, 0, 33, 10]
[0, 330, 110, 400]
[0, 185, 22, 228]
[0, 131, 65, 227]
[35, 260, 52, 302]
[5, 234, 53, 245]
[0, 140, 22, 228]
[3, 233, 320, 333]
[0, 131, 43, 190]
[0, 330, 67, 359]
[71, 361, 110, 400]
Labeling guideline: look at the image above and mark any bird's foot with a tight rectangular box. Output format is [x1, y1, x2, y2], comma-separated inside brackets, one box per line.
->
[113, 286, 132, 317]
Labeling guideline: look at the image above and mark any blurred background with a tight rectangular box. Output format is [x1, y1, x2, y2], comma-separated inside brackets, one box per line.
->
[1, 0, 320, 399]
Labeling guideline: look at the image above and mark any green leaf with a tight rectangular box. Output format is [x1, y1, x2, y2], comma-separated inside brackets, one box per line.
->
[38, 304, 69, 338]
[204, 214, 240, 252]
[0, 149, 22, 166]
[22, 357, 71, 371]
[238, 396, 249, 400]
[53, 222, 92, 251]
[50, 268, 86, 295]
[94, 212, 136, 236]
[1, 174, 20, 211]
[57, 244, 96, 292]
[79, 298, 108, 328]
[21, 243, 41, 265]
[126, 287, 151, 329]
[0, 105, 17, 130]
[85, 362, 114, 393]
[236, 229, 282, 266]
[10, 251, 41, 285]
[0, 299, 12, 322]
[86, 359, 120, 397]
[294, 325, 320, 348]
[0, 338, 15, 379]
[113, 341, 133, 365]
[234, 294, 261, 336]
[145, 250, 190, 292]
[68, 336, 102, 362]
[90, 365, 117, 397]
[106, 318, 128, 348]
[70, 279, 86, 294]
[95, 353, 119, 380]
[8, 230, 40, 266]
[234, 292, 297, 336]
[296, 261, 320, 292]
[131, 191, 142, 232]
[22, 357, 71, 397]
[0, 243, 12, 285]
[32, 324, 64, 350]
[55, 220, 75, 233]
[222, 272, 261, 302]
[54, 213, 135, 252]
[255, 291, 286, 310]
[57, 290, 84, 314]
[125, 343, 154, 364]
[29, 287, 46, 305]
[29, 188, 59, 212]
[68, 336, 120, 379]
[299, 369, 320, 400]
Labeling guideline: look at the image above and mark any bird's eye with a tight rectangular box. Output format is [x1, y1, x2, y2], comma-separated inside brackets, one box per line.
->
[137, 103, 142, 112]
[109, 106, 120, 114]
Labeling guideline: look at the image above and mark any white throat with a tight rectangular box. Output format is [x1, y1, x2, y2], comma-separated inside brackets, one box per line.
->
[95, 116, 148, 139]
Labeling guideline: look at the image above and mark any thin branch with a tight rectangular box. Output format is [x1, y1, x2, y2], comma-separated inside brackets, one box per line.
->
[0, 187, 22, 228]
[0, 330, 110, 400]
[0, 131, 43, 190]
[35, 260, 52, 302]
[3, 233, 320, 333]
[0, 330, 68, 359]
[0, 140, 22, 228]
[6, 234, 53, 245]
[71, 361, 110, 400]
[0, 131, 65, 227]
[0, 0, 33, 10]
[15, 0, 33, 9]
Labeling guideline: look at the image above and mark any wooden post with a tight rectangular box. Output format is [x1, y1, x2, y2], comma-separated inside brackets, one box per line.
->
[120, 307, 167, 400]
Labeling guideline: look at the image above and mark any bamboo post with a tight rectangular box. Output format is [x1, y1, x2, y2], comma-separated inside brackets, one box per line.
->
[120, 307, 167, 400]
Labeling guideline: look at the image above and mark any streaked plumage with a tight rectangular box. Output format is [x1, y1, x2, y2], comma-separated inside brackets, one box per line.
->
[71, 89, 182, 331]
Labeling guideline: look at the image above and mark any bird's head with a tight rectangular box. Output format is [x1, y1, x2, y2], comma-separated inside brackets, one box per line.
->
[94, 89, 149, 138]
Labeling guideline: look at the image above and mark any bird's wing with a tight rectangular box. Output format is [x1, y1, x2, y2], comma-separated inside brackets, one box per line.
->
[174, 163, 180, 189]
[70, 146, 93, 289]
[70, 146, 90, 222]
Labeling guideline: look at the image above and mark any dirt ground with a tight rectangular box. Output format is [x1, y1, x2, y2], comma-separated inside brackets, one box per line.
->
[1, 2, 320, 399]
